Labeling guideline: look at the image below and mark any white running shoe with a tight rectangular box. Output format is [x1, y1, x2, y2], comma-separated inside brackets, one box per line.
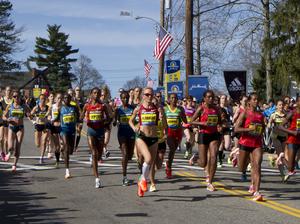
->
[95, 178, 101, 188]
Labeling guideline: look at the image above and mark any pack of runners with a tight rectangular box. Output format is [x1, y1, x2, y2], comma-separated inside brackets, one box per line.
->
[0, 85, 299, 201]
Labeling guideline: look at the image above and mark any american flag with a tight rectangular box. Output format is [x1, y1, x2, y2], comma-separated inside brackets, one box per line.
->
[144, 59, 152, 79]
[154, 26, 173, 60]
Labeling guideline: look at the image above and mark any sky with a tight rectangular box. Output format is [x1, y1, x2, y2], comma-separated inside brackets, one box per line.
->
[10, 0, 162, 96]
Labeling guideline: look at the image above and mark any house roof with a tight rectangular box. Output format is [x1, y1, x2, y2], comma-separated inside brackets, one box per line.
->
[0, 71, 32, 90]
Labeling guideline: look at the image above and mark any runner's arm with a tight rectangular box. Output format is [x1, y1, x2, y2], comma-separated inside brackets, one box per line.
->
[234, 112, 255, 133]
[278, 112, 296, 136]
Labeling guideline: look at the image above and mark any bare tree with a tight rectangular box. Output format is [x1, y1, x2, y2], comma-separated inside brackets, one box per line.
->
[73, 54, 105, 90]
[123, 76, 147, 90]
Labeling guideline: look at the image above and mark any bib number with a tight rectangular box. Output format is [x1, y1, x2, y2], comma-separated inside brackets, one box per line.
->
[63, 114, 75, 123]
[120, 115, 130, 124]
[89, 112, 101, 121]
[249, 123, 263, 135]
[141, 113, 156, 125]
[167, 118, 179, 126]
[297, 119, 300, 131]
[207, 115, 218, 126]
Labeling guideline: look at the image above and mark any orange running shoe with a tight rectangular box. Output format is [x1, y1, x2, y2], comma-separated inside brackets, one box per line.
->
[248, 185, 255, 195]
[252, 192, 264, 201]
[139, 177, 147, 192]
[165, 164, 172, 179]
[137, 178, 145, 197]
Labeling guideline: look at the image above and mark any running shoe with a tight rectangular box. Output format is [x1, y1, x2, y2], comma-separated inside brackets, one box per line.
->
[284, 170, 296, 182]
[252, 192, 264, 201]
[184, 151, 189, 159]
[122, 177, 129, 186]
[247, 163, 252, 172]
[176, 146, 181, 152]
[55, 162, 59, 169]
[248, 185, 255, 195]
[217, 161, 223, 168]
[104, 150, 110, 159]
[206, 183, 216, 192]
[268, 155, 276, 168]
[137, 183, 144, 197]
[4, 154, 10, 162]
[149, 184, 157, 192]
[98, 159, 103, 165]
[189, 154, 196, 166]
[95, 178, 101, 188]
[232, 156, 238, 167]
[138, 176, 147, 192]
[241, 173, 247, 182]
[65, 170, 71, 179]
[47, 153, 53, 159]
[278, 165, 287, 181]
[227, 157, 232, 165]
[165, 165, 172, 179]
[39, 158, 44, 164]
[12, 165, 16, 172]
[1, 152, 6, 161]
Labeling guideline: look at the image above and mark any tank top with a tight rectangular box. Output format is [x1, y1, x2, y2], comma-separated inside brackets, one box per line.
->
[51, 104, 60, 121]
[271, 111, 287, 137]
[1, 96, 12, 109]
[117, 105, 134, 128]
[199, 106, 219, 134]
[287, 109, 300, 144]
[0, 102, 3, 122]
[182, 106, 195, 128]
[60, 105, 77, 129]
[35, 105, 49, 125]
[138, 104, 158, 127]
[9, 104, 25, 119]
[239, 110, 264, 148]
[85, 102, 105, 129]
[164, 105, 182, 129]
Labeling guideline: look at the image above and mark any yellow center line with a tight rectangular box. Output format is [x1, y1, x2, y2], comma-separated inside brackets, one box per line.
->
[175, 171, 300, 219]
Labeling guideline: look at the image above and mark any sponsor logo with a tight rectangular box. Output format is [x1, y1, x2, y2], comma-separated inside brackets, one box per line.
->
[228, 78, 245, 91]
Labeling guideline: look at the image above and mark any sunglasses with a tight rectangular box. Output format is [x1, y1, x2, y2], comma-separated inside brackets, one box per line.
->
[13, 95, 19, 98]
[144, 93, 153, 97]
[75, 89, 80, 91]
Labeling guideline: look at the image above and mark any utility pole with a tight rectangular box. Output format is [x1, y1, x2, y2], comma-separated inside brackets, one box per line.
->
[158, 0, 165, 87]
[263, 0, 272, 101]
[195, 0, 201, 75]
[185, 0, 193, 96]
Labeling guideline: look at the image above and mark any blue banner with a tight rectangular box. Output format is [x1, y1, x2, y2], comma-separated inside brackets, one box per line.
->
[155, 86, 165, 103]
[167, 81, 184, 99]
[166, 60, 180, 74]
[188, 76, 209, 102]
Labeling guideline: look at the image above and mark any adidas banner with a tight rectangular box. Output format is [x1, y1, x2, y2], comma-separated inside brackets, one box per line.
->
[223, 71, 247, 102]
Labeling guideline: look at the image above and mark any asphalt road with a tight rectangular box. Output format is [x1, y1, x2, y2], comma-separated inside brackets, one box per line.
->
[0, 120, 299, 224]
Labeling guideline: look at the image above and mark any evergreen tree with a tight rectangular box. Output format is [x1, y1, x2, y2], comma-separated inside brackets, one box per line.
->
[29, 24, 79, 92]
[0, 0, 23, 71]
[271, 0, 300, 94]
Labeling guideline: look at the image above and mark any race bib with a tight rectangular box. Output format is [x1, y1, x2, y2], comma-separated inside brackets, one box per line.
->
[207, 115, 218, 126]
[249, 123, 263, 135]
[53, 111, 59, 119]
[167, 118, 179, 126]
[39, 113, 46, 119]
[63, 114, 75, 123]
[297, 119, 300, 131]
[275, 117, 283, 125]
[187, 116, 192, 123]
[141, 113, 156, 125]
[89, 111, 101, 121]
[120, 115, 130, 124]
[12, 109, 24, 118]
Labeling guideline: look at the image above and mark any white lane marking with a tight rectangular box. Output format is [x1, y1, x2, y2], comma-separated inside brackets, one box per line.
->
[0, 162, 55, 170]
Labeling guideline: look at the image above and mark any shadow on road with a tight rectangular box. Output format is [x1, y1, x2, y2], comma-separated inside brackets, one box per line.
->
[0, 170, 76, 224]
